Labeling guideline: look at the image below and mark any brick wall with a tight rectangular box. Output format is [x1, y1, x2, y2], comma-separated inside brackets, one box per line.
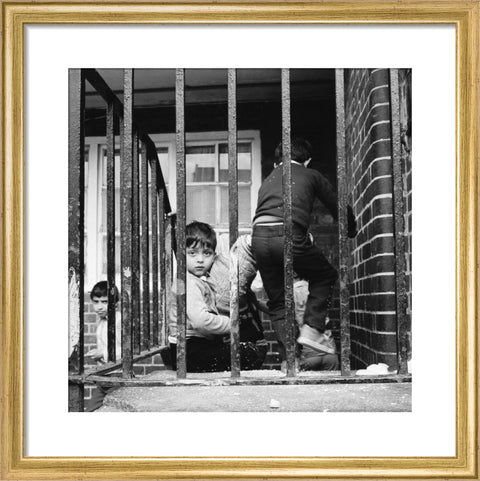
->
[311, 220, 341, 348]
[83, 296, 168, 404]
[345, 69, 398, 369]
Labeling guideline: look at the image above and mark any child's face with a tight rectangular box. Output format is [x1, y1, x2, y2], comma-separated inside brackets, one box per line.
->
[186, 244, 215, 277]
[91, 295, 108, 319]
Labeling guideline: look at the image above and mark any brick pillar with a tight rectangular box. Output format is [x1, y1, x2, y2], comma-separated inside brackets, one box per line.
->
[399, 69, 412, 359]
[345, 69, 397, 369]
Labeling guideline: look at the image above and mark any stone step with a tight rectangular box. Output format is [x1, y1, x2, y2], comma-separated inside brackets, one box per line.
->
[98, 371, 411, 412]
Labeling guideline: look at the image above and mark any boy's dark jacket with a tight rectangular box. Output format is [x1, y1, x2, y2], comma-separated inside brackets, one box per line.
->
[254, 162, 357, 237]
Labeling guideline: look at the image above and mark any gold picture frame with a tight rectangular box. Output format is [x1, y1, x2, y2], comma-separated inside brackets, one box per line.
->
[1, 1, 478, 479]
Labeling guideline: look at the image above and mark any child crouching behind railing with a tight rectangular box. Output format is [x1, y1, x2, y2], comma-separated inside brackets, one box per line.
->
[163, 221, 266, 373]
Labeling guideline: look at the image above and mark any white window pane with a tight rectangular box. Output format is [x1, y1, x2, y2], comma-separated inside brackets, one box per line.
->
[156, 147, 169, 187]
[219, 185, 251, 225]
[84, 235, 88, 284]
[101, 234, 121, 278]
[100, 187, 121, 231]
[186, 185, 216, 224]
[84, 146, 90, 187]
[186, 145, 215, 182]
[100, 148, 124, 232]
[101, 148, 121, 187]
[83, 146, 89, 282]
[219, 143, 251, 182]
[139, 156, 152, 234]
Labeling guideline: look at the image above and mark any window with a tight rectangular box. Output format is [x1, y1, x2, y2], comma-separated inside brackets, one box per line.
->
[83, 131, 261, 287]
[83, 146, 90, 283]
[186, 142, 252, 227]
[98, 147, 120, 282]
[96, 146, 169, 284]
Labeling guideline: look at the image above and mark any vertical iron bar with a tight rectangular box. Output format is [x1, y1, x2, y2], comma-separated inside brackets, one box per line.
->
[175, 68, 187, 378]
[141, 141, 151, 350]
[106, 100, 117, 362]
[151, 152, 160, 346]
[132, 130, 141, 354]
[158, 189, 166, 346]
[228, 68, 241, 377]
[68, 68, 85, 411]
[335, 69, 352, 376]
[121, 69, 134, 377]
[165, 216, 173, 344]
[389, 69, 409, 375]
[281, 69, 295, 377]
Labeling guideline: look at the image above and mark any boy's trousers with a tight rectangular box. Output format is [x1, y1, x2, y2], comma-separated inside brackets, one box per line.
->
[252, 224, 338, 343]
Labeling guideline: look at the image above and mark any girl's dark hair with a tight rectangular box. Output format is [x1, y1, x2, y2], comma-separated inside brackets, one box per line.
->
[90, 281, 119, 303]
[274, 136, 312, 163]
[186, 221, 217, 251]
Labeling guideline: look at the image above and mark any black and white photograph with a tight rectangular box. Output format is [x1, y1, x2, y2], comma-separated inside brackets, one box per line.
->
[68, 68, 413, 413]
[3, 1, 477, 476]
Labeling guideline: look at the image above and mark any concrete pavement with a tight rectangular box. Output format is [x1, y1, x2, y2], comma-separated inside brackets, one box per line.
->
[97, 370, 411, 412]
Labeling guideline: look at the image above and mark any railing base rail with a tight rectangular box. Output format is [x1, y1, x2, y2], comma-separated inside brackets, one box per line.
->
[72, 371, 411, 388]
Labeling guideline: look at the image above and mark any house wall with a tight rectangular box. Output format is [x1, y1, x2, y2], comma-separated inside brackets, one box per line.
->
[84, 90, 339, 370]
[82, 69, 412, 373]
[83, 297, 169, 405]
[344, 69, 398, 369]
[85, 99, 338, 180]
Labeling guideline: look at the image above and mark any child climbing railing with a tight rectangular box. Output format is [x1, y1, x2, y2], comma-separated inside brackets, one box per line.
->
[68, 68, 410, 412]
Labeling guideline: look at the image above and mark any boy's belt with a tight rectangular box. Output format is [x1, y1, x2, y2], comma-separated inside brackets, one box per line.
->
[253, 214, 283, 225]
[252, 224, 285, 236]
[254, 222, 283, 226]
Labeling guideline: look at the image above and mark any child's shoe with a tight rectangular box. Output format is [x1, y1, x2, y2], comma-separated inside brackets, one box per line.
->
[297, 325, 336, 354]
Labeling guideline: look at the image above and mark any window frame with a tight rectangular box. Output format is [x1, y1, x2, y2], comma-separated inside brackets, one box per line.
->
[83, 130, 261, 287]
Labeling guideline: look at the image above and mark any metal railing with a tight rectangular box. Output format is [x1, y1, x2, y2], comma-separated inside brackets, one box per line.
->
[68, 68, 411, 412]
[68, 69, 175, 410]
